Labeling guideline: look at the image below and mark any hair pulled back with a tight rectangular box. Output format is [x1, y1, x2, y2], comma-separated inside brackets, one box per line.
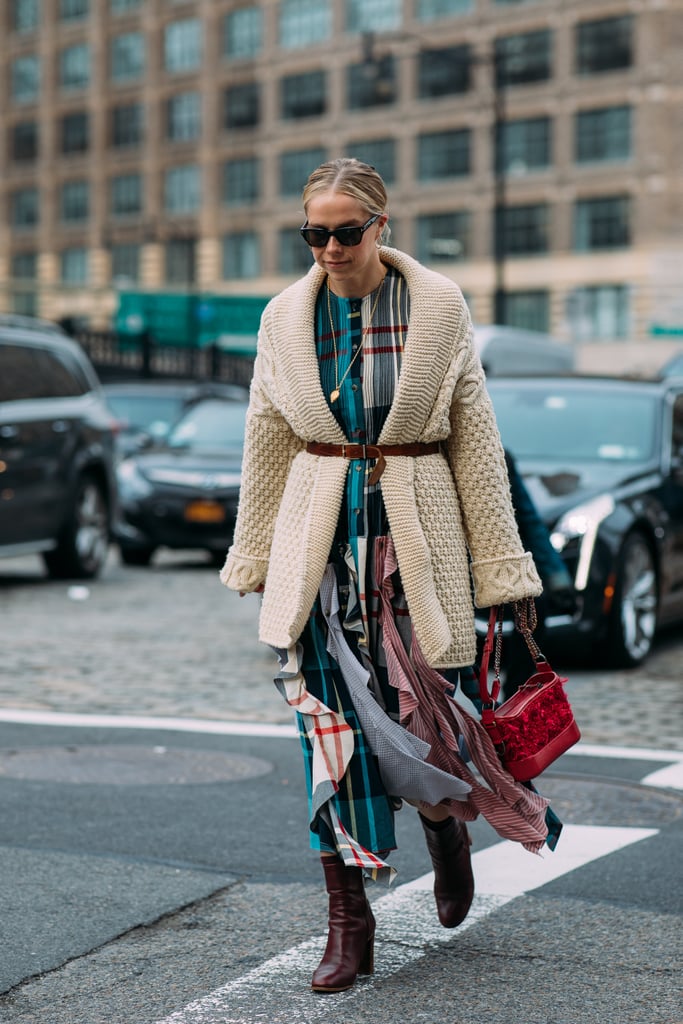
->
[302, 158, 391, 243]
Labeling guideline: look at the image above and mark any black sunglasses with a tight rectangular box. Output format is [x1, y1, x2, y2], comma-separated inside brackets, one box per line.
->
[299, 214, 380, 248]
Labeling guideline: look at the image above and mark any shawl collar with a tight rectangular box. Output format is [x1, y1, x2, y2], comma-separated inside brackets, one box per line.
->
[266, 248, 462, 444]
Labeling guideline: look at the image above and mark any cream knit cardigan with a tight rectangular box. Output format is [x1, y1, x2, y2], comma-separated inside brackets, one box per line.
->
[220, 247, 541, 668]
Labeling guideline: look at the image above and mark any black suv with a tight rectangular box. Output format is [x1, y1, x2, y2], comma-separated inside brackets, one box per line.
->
[0, 319, 117, 578]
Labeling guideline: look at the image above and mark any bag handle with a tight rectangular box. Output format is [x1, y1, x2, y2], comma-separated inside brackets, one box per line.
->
[478, 599, 547, 707]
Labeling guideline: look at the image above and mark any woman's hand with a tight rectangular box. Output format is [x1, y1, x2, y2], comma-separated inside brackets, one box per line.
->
[239, 583, 265, 597]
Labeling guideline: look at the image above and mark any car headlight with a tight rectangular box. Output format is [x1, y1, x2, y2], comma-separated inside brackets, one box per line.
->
[117, 459, 153, 500]
[550, 493, 615, 591]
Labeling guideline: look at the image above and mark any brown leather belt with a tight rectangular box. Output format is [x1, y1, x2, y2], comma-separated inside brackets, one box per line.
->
[306, 440, 441, 485]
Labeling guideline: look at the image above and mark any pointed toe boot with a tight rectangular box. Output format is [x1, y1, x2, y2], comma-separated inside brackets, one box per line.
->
[420, 815, 474, 928]
[311, 857, 376, 994]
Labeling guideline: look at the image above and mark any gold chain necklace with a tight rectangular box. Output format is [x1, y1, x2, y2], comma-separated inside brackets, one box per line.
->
[326, 277, 384, 403]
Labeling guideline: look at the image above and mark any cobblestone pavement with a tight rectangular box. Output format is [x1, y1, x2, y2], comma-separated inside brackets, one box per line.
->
[1, 550, 681, 750]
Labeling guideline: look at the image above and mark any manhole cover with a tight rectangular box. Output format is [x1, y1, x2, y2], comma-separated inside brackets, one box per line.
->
[0, 745, 273, 785]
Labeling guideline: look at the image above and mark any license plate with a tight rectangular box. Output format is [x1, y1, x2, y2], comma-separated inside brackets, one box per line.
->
[184, 500, 225, 524]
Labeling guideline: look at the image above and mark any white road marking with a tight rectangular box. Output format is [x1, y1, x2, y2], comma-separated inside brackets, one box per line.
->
[153, 825, 658, 1024]
[0, 708, 298, 739]
[640, 761, 683, 790]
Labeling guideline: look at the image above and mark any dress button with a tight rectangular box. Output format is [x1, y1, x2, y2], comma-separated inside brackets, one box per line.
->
[351, 384, 358, 391]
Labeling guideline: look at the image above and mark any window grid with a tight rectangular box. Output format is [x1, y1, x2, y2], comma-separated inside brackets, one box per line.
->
[59, 0, 89, 20]
[346, 139, 396, 185]
[576, 16, 633, 75]
[111, 103, 143, 147]
[498, 117, 551, 173]
[346, 0, 401, 33]
[279, 227, 313, 275]
[110, 173, 143, 216]
[60, 180, 90, 221]
[61, 247, 89, 283]
[59, 44, 91, 90]
[224, 83, 260, 129]
[280, 0, 331, 48]
[164, 19, 202, 73]
[503, 290, 550, 333]
[281, 71, 326, 119]
[498, 203, 549, 255]
[574, 196, 630, 251]
[167, 92, 202, 141]
[61, 112, 89, 154]
[575, 106, 631, 163]
[418, 130, 470, 180]
[416, 0, 473, 20]
[223, 158, 260, 206]
[280, 147, 326, 196]
[495, 30, 552, 86]
[223, 232, 261, 279]
[568, 284, 630, 340]
[348, 55, 397, 109]
[418, 46, 470, 99]
[111, 33, 145, 81]
[11, 252, 38, 279]
[111, 243, 141, 283]
[224, 7, 263, 59]
[11, 56, 41, 102]
[164, 165, 201, 212]
[11, 0, 41, 32]
[416, 211, 470, 263]
[11, 121, 39, 161]
[11, 188, 40, 228]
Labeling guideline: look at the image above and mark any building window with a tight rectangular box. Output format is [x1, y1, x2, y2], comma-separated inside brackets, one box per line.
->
[110, 0, 141, 12]
[497, 203, 549, 255]
[503, 290, 550, 333]
[111, 103, 143, 147]
[498, 116, 551, 174]
[224, 83, 260, 129]
[59, 0, 88, 20]
[165, 239, 196, 285]
[568, 285, 630, 341]
[279, 227, 313, 275]
[224, 7, 263, 59]
[495, 30, 552, 86]
[61, 112, 89, 154]
[60, 180, 90, 222]
[111, 243, 140, 284]
[417, 0, 472, 19]
[280, 148, 326, 197]
[416, 212, 470, 263]
[348, 54, 397, 109]
[576, 16, 633, 75]
[110, 173, 143, 216]
[61, 247, 89, 283]
[574, 196, 630, 251]
[12, 252, 38, 279]
[223, 157, 260, 206]
[167, 92, 202, 141]
[111, 32, 145, 81]
[575, 106, 631, 163]
[280, 0, 331, 48]
[11, 55, 41, 103]
[164, 19, 202, 73]
[347, 138, 396, 184]
[418, 45, 470, 98]
[164, 165, 201, 212]
[11, 0, 41, 32]
[10, 121, 39, 161]
[59, 44, 90, 90]
[11, 188, 40, 229]
[281, 71, 326, 119]
[418, 130, 470, 180]
[346, 0, 401, 32]
[222, 232, 261, 279]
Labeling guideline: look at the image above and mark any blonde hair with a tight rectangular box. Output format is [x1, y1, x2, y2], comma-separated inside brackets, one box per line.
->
[302, 158, 391, 243]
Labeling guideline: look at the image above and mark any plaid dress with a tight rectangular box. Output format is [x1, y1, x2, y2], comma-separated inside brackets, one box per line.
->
[272, 267, 555, 881]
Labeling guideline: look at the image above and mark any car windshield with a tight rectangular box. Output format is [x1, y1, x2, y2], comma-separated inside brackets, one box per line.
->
[106, 393, 186, 437]
[490, 384, 658, 462]
[168, 399, 247, 450]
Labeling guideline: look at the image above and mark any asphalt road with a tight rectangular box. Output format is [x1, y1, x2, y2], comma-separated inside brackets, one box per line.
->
[0, 550, 681, 1024]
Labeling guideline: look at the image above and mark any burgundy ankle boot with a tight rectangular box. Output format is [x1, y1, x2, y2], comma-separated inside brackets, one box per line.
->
[419, 815, 474, 928]
[311, 856, 376, 993]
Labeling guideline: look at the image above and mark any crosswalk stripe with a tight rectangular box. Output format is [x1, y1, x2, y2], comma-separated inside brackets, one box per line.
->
[153, 824, 658, 1024]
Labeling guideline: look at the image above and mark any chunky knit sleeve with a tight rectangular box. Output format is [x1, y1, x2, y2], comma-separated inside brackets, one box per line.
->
[219, 335, 305, 593]
[443, 323, 542, 608]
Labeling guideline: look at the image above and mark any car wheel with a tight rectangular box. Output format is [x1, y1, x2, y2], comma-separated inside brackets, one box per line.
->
[119, 545, 155, 567]
[606, 532, 658, 668]
[44, 474, 110, 580]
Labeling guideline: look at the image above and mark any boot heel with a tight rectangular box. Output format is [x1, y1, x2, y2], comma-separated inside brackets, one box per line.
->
[357, 930, 375, 975]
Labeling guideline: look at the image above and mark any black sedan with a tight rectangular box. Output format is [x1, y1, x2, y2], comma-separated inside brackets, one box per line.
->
[487, 375, 683, 666]
[114, 396, 248, 566]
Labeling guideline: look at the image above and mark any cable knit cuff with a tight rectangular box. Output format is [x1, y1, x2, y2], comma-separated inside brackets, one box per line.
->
[219, 549, 269, 592]
[470, 552, 543, 608]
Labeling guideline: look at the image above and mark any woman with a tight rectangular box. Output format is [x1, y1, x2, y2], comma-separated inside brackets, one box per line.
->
[221, 158, 550, 994]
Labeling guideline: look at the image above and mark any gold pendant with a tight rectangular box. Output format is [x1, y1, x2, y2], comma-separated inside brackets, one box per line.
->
[330, 389, 340, 403]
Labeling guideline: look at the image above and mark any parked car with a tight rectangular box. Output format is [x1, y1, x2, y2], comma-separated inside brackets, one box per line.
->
[474, 325, 575, 377]
[103, 379, 248, 457]
[0, 321, 118, 578]
[659, 351, 683, 378]
[486, 375, 683, 666]
[114, 395, 248, 565]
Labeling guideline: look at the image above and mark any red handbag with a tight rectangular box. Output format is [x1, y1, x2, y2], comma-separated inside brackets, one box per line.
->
[478, 601, 581, 781]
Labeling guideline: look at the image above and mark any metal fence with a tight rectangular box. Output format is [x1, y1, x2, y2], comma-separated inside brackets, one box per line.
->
[75, 329, 255, 388]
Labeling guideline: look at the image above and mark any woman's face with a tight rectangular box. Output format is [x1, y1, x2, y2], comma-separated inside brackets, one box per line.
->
[304, 190, 387, 296]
